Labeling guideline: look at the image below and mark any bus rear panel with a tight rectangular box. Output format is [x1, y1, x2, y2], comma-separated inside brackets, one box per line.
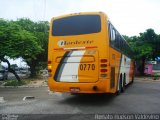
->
[48, 12, 134, 94]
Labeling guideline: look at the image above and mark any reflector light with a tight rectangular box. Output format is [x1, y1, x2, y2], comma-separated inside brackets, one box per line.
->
[101, 64, 107, 67]
[100, 74, 107, 77]
[101, 59, 107, 63]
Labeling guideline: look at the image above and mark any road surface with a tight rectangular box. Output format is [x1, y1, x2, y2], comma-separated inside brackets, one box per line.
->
[0, 79, 160, 119]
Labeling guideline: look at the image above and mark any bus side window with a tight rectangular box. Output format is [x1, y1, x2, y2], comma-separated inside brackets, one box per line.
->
[119, 37, 123, 51]
[123, 42, 128, 56]
[108, 22, 112, 42]
[108, 22, 113, 46]
[110, 27, 116, 47]
[120, 39, 124, 52]
[111, 29, 116, 42]
[115, 31, 120, 49]
[108, 21, 116, 47]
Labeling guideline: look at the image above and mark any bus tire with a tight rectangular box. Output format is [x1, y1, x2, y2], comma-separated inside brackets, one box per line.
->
[121, 74, 126, 92]
[130, 73, 134, 84]
[116, 78, 122, 95]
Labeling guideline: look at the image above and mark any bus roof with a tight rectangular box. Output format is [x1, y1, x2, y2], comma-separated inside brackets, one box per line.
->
[51, 12, 108, 21]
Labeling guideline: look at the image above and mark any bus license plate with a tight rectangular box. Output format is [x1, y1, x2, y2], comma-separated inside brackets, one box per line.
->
[70, 87, 80, 93]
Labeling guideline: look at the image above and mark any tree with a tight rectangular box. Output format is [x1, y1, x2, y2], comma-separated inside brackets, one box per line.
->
[125, 29, 160, 75]
[15, 18, 49, 77]
[0, 19, 23, 81]
[139, 29, 158, 59]
[0, 19, 43, 80]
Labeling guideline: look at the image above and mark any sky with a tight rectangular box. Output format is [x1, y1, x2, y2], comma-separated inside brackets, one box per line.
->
[0, 0, 160, 36]
[1, 58, 28, 68]
[0, 0, 160, 67]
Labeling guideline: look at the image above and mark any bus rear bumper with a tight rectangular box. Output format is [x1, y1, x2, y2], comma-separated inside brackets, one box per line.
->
[48, 79, 111, 94]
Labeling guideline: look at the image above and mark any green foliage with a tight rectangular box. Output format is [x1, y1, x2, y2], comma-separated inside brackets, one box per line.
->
[15, 19, 49, 76]
[124, 29, 160, 75]
[4, 80, 26, 86]
[0, 18, 49, 77]
[0, 19, 42, 59]
[125, 29, 160, 60]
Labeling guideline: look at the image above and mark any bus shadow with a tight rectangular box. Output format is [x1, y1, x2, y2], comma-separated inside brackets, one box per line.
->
[59, 93, 116, 106]
[58, 83, 134, 106]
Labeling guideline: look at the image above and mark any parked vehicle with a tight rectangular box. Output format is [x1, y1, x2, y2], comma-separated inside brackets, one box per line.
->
[0, 68, 8, 80]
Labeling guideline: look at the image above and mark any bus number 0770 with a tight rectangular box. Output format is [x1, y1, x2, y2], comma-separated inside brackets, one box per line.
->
[79, 64, 95, 71]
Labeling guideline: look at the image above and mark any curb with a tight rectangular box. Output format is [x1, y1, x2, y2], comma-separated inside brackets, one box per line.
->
[0, 85, 48, 88]
[135, 79, 160, 82]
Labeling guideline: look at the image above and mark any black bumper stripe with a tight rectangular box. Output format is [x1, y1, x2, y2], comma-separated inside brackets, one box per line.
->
[54, 51, 72, 81]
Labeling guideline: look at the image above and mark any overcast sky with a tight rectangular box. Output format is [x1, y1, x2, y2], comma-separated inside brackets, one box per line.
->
[0, 0, 160, 36]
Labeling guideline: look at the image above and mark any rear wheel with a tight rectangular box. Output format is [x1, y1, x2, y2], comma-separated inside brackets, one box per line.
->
[130, 72, 134, 84]
[116, 75, 122, 95]
[121, 74, 126, 92]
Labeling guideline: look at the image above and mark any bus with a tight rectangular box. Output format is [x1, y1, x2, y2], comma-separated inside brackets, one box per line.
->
[48, 12, 134, 94]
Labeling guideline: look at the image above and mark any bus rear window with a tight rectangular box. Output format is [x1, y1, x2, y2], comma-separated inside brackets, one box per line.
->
[52, 15, 101, 36]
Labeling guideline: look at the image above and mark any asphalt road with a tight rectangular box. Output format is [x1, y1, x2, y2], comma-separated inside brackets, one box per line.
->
[0, 79, 160, 120]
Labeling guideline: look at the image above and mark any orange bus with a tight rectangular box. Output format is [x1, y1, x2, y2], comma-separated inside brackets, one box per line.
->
[48, 12, 134, 94]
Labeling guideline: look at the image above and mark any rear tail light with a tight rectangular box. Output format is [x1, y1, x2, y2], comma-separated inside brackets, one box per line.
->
[48, 65, 52, 70]
[48, 69, 52, 72]
[101, 69, 107, 72]
[48, 61, 52, 64]
[100, 59, 108, 78]
[48, 61, 52, 77]
[101, 59, 107, 63]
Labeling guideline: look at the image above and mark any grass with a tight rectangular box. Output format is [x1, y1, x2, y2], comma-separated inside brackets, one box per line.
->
[4, 80, 26, 86]
[1, 78, 47, 87]
[151, 73, 160, 80]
